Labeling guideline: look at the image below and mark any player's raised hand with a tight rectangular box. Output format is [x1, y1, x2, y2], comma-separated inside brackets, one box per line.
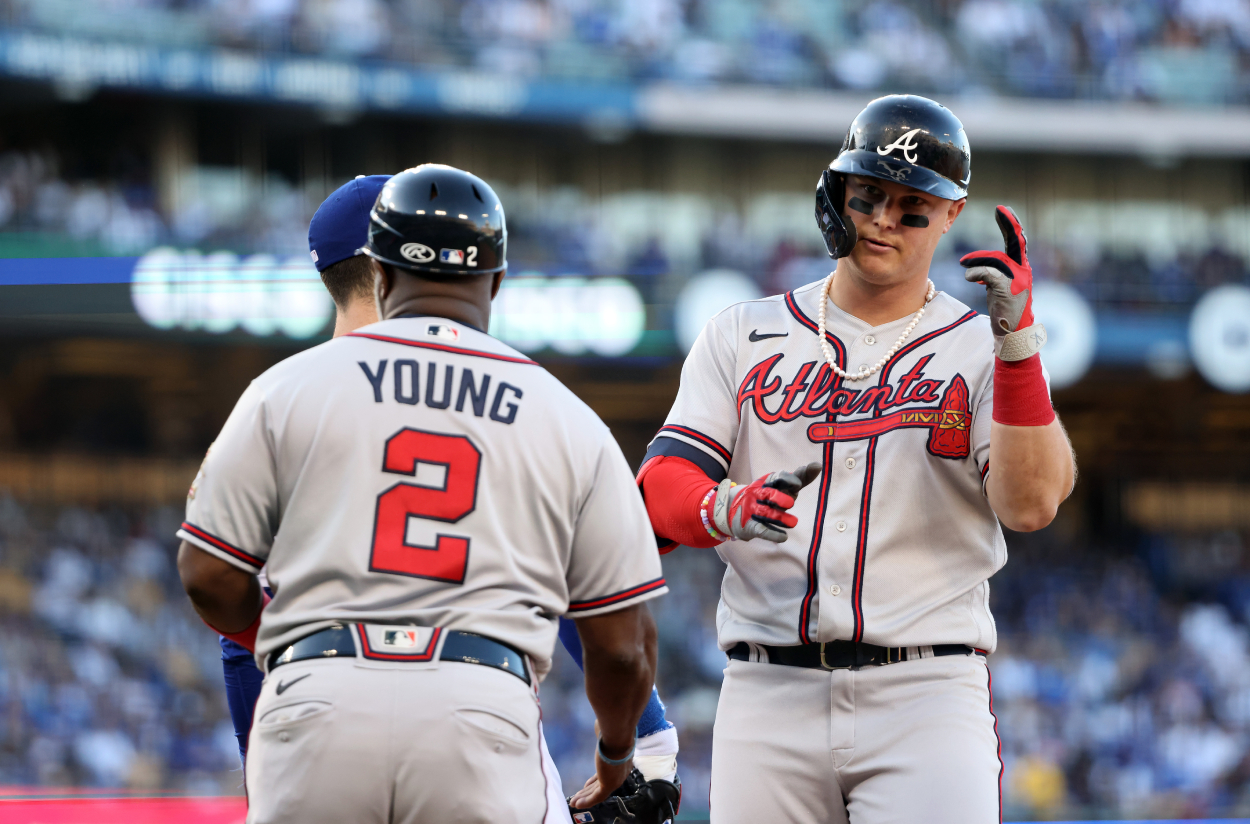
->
[711, 462, 822, 543]
[960, 206, 1048, 361]
[960, 205, 1036, 336]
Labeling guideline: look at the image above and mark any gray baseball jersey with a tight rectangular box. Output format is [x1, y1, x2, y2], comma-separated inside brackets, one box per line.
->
[179, 315, 667, 672]
[644, 282, 1020, 652]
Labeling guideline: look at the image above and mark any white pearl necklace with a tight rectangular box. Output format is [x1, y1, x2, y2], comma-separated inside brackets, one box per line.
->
[816, 272, 936, 382]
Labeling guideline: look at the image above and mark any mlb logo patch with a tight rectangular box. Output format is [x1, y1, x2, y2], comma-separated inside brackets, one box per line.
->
[573, 814, 594, 823]
[383, 630, 419, 648]
[427, 324, 459, 342]
[440, 248, 465, 265]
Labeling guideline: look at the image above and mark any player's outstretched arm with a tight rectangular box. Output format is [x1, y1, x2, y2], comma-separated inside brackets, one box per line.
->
[962, 205, 1076, 531]
[638, 456, 821, 546]
[178, 541, 267, 649]
[568, 603, 658, 809]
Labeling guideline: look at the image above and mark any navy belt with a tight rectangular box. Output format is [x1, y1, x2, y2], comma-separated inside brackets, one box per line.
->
[269, 625, 531, 685]
[728, 640, 975, 671]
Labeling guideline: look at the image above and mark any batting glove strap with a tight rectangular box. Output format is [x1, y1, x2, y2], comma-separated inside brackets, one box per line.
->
[711, 464, 821, 544]
[710, 478, 736, 537]
[996, 322, 1047, 362]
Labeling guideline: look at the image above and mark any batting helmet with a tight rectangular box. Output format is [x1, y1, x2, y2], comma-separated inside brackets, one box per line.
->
[361, 164, 506, 275]
[816, 94, 971, 259]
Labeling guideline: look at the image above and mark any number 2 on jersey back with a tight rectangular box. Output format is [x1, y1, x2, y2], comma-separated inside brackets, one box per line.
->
[371, 428, 481, 583]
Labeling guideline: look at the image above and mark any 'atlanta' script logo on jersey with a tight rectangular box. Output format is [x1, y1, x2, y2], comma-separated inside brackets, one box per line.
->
[737, 354, 970, 459]
[876, 128, 923, 164]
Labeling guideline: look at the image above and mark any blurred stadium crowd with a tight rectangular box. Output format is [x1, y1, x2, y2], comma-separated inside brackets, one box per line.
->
[2, 147, 1249, 314]
[0, 494, 1249, 819]
[4, 0, 1250, 103]
[0, 498, 236, 793]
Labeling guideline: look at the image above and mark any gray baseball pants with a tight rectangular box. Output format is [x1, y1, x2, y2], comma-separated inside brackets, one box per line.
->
[710, 651, 1002, 823]
[245, 656, 565, 823]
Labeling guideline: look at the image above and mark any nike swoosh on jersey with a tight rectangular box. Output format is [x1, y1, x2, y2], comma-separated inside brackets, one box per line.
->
[276, 673, 311, 695]
[749, 330, 789, 342]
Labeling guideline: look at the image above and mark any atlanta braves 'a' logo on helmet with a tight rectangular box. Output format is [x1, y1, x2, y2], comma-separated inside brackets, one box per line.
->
[876, 128, 924, 164]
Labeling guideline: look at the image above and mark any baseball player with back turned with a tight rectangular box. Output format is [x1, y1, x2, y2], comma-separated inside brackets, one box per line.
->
[636, 95, 1077, 823]
[215, 174, 683, 822]
[177, 164, 669, 823]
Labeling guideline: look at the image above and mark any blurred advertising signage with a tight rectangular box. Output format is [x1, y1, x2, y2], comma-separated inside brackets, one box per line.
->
[130, 248, 332, 339]
[488, 276, 645, 357]
[0, 32, 633, 124]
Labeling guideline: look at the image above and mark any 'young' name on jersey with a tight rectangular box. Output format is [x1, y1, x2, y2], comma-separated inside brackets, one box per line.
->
[358, 359, 524, 424]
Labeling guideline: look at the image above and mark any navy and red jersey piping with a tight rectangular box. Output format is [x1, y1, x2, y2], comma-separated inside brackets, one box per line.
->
[786, 289, 846, 644]
[180, 522, 265, 569]
[849, 441, 877, 641]
[656, 425, 732, 465]
[847, 309, 978, 641]
[347, 332, 538, 365]
[987, 663, 1004, 822]
[568, 578, 666, 612]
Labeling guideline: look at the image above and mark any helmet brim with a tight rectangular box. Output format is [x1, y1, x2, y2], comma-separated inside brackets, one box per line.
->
[831, 150, 967, 201]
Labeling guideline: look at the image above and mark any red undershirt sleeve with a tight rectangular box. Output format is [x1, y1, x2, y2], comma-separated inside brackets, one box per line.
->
[636, 455, 721, 549]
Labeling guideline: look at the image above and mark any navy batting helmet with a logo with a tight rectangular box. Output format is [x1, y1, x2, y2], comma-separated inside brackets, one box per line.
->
[816, 94, 971, 259]
[361, 164, 506, 275]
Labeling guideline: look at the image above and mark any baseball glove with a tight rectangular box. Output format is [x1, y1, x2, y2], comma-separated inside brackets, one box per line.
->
[568, 768, 681, 824]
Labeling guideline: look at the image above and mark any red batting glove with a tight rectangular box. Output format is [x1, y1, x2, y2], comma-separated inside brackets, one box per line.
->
[710, 463, 821, 543]
[961, 206, 1054, 426]
[960, 206, 1036, 333]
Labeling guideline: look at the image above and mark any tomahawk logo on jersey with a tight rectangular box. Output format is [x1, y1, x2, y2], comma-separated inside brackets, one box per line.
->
[642, 282, 1041, 652]
[734, 352, 972, 459]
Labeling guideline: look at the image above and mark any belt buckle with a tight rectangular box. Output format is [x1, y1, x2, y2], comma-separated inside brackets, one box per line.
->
[819, 642, 852, 671]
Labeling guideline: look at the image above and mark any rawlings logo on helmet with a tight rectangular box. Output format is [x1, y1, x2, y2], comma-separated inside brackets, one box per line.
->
[400, 242, 435, 263]
[876, 128, 924, 164]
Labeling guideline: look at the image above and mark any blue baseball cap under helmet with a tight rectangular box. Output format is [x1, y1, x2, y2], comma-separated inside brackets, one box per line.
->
[308, 175, 391, 272]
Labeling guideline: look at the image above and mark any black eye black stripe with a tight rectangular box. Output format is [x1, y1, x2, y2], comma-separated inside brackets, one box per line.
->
[847, 197, 873, 215]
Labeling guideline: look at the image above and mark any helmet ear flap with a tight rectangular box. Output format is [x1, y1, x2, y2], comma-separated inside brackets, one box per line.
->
[815, 170, 858, 260]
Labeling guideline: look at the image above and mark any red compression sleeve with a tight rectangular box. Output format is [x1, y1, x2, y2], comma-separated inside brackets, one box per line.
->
[206, 591, 271, 653]
[992, 354, 1055, 427]
[637, 456, 721, 549]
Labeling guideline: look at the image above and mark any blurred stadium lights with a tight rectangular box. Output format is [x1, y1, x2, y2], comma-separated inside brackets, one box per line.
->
[1031, 283, 1097, 390]
[1190, 284, 1250, 393]
[674, 270, 764, 354]
[488, 275, 646, 357]
[129, 247, 332, 339]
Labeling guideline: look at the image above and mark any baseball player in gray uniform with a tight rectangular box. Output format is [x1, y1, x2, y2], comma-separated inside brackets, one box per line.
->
[635, 95, 1077, 823]
[176, 164, 667, 823]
